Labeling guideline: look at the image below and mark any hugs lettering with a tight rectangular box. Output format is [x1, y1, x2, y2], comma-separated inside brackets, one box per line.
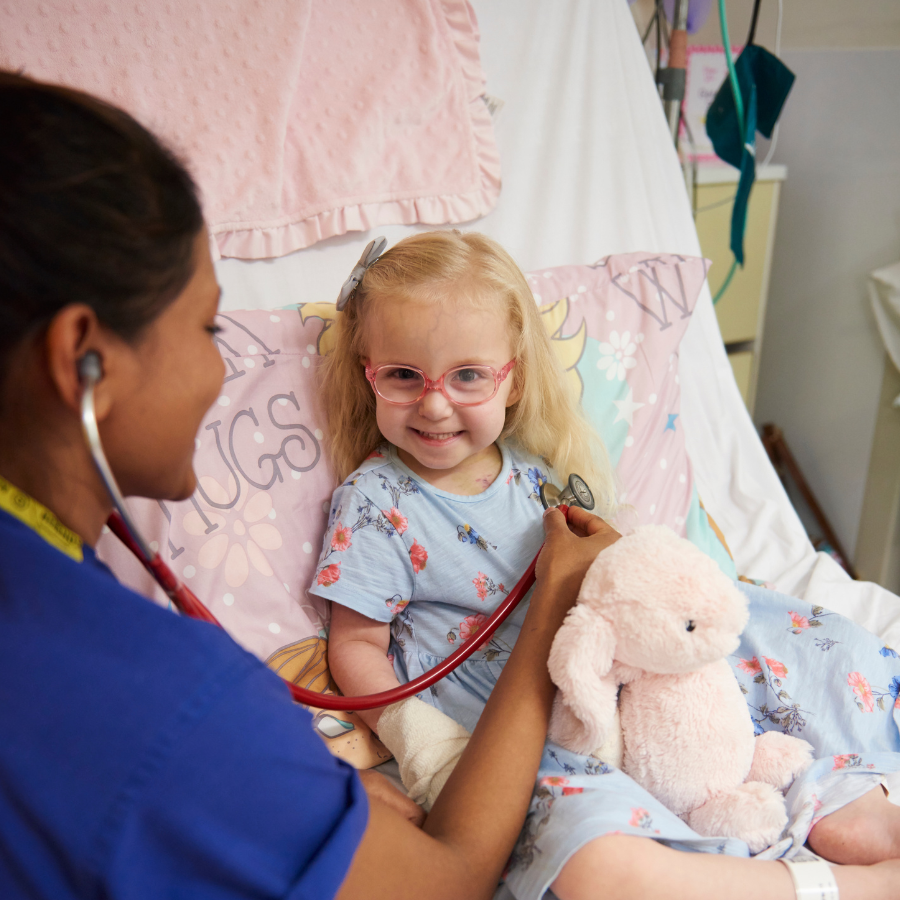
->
[197, 392, 321, 510]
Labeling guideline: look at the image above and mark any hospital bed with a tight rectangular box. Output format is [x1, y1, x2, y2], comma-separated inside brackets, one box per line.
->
[207, 0, 899, 649]
[5, 0, 898, 850]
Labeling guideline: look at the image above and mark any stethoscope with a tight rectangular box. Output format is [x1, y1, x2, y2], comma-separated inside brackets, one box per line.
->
[79, 351, 595, 711]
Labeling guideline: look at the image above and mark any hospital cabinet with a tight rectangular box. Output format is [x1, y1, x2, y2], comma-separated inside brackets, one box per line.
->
[693, 164, 787, 414]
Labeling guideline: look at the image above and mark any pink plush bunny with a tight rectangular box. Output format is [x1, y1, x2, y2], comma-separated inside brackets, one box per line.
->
[548, 525, 814, 854]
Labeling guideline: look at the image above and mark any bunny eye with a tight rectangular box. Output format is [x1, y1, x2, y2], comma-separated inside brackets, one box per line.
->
[685, 620, 696, 632]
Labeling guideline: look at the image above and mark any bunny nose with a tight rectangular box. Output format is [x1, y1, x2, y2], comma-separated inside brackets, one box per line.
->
[686, 620, 696, 632]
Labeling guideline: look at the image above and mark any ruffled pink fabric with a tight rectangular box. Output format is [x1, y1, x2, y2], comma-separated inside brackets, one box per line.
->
[0, 0, 500, 259]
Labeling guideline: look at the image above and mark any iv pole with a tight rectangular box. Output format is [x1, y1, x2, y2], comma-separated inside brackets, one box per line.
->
[658, 0, 690, 144]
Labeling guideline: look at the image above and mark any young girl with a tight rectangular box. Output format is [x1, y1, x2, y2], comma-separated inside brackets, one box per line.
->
[310, 231, 900, 900]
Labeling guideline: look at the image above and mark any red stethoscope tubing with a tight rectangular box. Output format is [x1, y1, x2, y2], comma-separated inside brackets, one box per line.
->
[107, 505, 570, 712]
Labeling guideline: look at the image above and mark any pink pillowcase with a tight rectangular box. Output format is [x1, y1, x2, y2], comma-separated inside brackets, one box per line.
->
[96, 251, 714, 765]
[527, 252, 709, 534]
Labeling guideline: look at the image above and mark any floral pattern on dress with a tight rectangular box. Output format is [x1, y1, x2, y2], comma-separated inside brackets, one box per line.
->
[526, 466, 547, 503]
[736, 656, 761, 675]
[473, 571, 507, 602]
[377, 471, 420, 507]
[457, 613, 489, 650]
[446, 613, 514, 662]
[456, 523, 497, 552]
[788, 605, 834, 633]
[735, 653, 809, 735]
[330, 524, 352, 551]
[629, 807, 653, 830]
[385, 595, 409, 616]
[410, 540, 428, 573]
[847, 671, 900, 713]
[382, 507, 408, 535]
[832, 753, 865, 770]
[315, 473, 426, 586]
[316, 562, 341, 586]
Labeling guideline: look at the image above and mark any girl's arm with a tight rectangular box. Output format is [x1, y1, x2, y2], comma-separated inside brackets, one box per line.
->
[336, 507, 621, 900]
[328, 604, 402, 731]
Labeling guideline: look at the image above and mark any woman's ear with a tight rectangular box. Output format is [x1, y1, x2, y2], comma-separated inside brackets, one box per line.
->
[44, 305, 118, 421]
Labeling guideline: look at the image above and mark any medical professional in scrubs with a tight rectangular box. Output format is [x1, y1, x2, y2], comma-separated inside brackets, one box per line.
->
[0, 72, 619, 900]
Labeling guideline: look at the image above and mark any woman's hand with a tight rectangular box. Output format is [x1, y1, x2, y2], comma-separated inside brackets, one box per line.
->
[536, 506, 620, 605]
[357, 768, 426, 828]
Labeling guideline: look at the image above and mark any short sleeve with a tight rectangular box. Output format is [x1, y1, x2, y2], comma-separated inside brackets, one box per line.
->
[308, 479, 415, 623]
[106, 658, 368, 900]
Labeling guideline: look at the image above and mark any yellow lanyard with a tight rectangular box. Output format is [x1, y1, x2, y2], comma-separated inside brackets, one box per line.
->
[0, 475, 84, 562]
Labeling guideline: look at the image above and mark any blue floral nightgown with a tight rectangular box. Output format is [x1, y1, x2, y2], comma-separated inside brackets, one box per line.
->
[309, 443, 900, 900]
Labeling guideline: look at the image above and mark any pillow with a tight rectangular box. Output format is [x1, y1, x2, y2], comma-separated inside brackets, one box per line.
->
[526, 252, 736, 578]
[97, 309, 392, 768]
[97, 251, 732, 768]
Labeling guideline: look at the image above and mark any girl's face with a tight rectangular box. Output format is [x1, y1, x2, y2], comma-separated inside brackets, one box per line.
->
[365, 294, 519, 485]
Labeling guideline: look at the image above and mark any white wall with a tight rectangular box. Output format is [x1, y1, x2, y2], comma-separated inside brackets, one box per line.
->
[630, 1, 900, 564]
[753, 48, 900, 560]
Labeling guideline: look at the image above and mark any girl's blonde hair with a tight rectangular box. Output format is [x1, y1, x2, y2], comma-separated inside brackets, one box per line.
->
[320, 231, 618, 516]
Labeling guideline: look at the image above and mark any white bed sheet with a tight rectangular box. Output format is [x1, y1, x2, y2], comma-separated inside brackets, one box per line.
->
[215, 0, 900, 645]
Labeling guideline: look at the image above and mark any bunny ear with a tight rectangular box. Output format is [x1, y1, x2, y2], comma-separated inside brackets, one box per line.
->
[547, 605, 619, 753]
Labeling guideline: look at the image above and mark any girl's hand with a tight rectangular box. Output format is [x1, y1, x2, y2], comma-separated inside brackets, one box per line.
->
[536, 507, 620, 607]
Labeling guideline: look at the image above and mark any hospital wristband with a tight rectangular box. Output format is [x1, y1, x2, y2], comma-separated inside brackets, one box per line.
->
[778, 858, 839, 900]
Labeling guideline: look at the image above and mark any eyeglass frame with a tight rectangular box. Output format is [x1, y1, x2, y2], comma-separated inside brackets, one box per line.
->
[364, 360, 517, 407]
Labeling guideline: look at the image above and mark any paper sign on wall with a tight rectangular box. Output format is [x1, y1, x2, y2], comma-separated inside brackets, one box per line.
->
[683, 45, 743, 161]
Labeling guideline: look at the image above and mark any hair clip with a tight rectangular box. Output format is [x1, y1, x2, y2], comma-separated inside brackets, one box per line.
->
[336, 236, 388, 310]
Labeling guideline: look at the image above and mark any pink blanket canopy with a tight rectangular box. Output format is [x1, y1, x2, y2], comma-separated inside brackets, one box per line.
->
[0, 0, 500, 259]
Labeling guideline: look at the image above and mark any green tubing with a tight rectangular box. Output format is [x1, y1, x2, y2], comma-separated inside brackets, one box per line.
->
[717, 0, 745, 138]
[714, 0, 744, 306]
[713, 257, 739, 305]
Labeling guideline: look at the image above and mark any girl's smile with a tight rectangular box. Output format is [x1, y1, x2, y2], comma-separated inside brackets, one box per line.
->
[365, 295, 519, 494]
[413, 429, 462, 444]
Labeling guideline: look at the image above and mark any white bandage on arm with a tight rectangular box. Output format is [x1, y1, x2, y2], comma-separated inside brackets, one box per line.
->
[778, 858, 839, 900]
[376, 696, 471, 812]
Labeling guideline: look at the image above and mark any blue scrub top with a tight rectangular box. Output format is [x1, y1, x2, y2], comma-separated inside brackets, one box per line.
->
[0, 507, 368, 900]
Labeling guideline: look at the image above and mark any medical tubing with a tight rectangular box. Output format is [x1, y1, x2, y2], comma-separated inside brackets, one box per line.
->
[715, 0, 745, 305]
[713, 257, 739, 305]
[107, 506, 569, 711]
[81, 382, 153, 561]
[717, 0, 745, 137]
[107, 512, 220, 625]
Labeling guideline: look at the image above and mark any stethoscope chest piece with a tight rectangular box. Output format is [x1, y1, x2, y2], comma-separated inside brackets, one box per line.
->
[539, 473, 595, 511]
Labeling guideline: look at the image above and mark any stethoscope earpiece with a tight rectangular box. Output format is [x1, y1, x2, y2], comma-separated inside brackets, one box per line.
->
[77, 351, 103, 386]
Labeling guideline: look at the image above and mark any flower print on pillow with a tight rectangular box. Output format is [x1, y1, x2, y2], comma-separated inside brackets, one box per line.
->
[597, 331, 638, 382]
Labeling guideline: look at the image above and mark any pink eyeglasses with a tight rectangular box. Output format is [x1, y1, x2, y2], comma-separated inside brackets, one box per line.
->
[365, 360, 516, 407]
